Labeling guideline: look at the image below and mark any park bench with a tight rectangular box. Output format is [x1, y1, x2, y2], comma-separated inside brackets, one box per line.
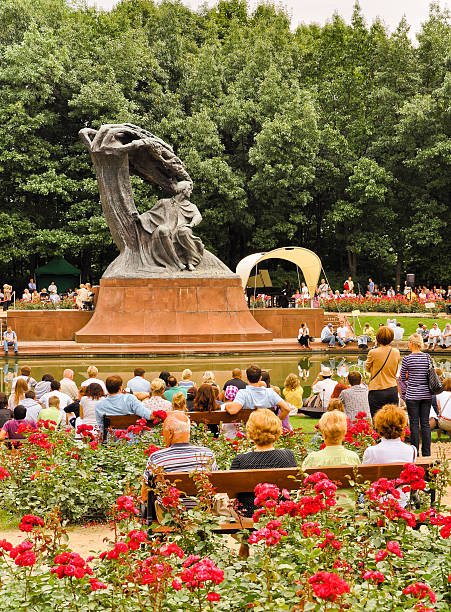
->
[102, 409, 252, 442]
[146, 459, 437, 535]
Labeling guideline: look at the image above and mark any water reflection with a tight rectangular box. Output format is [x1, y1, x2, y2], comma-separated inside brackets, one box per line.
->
[1, 354, 449, 397]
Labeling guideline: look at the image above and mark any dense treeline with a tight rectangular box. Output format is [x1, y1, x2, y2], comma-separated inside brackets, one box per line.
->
[0, 0, 449, 288]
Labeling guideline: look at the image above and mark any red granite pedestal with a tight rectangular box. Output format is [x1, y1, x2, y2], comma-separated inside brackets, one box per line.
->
[75, 277, 273, 343]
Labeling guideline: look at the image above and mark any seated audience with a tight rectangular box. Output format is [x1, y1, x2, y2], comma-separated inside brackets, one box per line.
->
[220, 385, 242, 439]
[142, 412, 217, 513]
[0, 405, 37, 441]
[436, 378, 451, 433]
[0, 392, 12, 427]
[282, 373, 304, 412]
[126, 368, 151, 394]
[327, 398, 345, 412]
[12, 366, 37, 391]
[38, 396, 63, 427]
[311, 367, 337, 410]
[302, 410, 360, 470]
[142, 378, 172, 413]
[186, 386, 197, 412]
[21, 390, 42, 422]
[8, 378, 28, 409]
[34, 374, 54, 400]
[393, 323, 404, 341]
[357, 322, 375, 348]
[158, 371, 171, 389]
[163, 376, 188, 402]
[172, 392, 187, 412]
[230, 409, 297, 516]
[339, 371, 371, 422]
[60, 369, 79, 401]
[193, 384, 221, 412]
[330, 382, 349, 399]
[226, 365, 290, 421]
[178, 369, 194, 389]
[39, 380, 72, 410]
[95, 375, 151, 432]
[81, 365, 107, 394]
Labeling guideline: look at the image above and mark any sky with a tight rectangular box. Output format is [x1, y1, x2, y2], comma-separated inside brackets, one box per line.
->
[86, 0, 449, 38]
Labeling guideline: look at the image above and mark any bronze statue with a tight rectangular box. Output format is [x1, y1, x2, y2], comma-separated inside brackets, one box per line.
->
[79, 123, 232, 278]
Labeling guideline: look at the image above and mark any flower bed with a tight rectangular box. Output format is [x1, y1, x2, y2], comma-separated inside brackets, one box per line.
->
[321, 296, 449, 313]
[0, 419, 450, 610]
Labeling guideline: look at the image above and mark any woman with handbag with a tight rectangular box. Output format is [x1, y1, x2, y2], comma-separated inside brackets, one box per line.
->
[365, 326, 400, 418]
[399, 333, 433, 456]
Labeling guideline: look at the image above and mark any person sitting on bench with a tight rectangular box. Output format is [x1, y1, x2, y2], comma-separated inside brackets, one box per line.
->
[95, 375, 151, 434]
[142, 412, 217, 517]
[230, 409, 297, 516]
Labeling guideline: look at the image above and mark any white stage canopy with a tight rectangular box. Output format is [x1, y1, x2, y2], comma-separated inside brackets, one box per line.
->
[236, 247, 322, 299]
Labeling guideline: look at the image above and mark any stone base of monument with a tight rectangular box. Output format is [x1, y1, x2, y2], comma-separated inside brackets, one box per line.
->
[75, 277, 273, 343]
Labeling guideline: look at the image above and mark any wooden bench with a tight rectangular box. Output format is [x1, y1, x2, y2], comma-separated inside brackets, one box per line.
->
[102, 410, 252, 441]
[146, 459, 437, 534]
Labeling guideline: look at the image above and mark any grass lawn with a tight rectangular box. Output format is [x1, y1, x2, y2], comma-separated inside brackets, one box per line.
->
[352, 315, 449, 341]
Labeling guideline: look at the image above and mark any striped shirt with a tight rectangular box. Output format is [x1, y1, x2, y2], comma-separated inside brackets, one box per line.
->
[399, 353, 431, 401]
[144, 443, 217, 508]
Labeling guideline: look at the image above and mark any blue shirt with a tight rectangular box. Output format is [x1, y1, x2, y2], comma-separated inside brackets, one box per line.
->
[126, 376, 151, 393]
[95, 393, 151, 431]
[369, 281, 375, 293]
[234, 385, 282, 410]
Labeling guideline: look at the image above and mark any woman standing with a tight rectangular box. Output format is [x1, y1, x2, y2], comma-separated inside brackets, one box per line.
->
[365, 326, 400, 418]
[399, 333, 432, 457]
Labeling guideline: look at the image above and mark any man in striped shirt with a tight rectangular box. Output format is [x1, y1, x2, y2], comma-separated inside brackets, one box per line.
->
[143, 412, 217, 509]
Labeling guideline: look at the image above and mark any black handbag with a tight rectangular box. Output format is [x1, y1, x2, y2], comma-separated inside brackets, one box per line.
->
[428, 358, 444, 395]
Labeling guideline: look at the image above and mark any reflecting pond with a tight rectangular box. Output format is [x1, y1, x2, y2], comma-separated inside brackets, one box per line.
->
[1, 354, 450, 397]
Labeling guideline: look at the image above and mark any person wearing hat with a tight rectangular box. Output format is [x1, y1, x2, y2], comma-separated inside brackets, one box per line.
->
[320, 323, 345, 347]
[311, 367, 338, 409]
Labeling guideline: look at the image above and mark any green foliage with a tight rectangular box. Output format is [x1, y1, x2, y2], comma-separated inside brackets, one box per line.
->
[0, 0, 449, 285]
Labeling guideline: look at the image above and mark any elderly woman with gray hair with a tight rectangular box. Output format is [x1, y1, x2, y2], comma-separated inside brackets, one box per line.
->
[142, 378, 172, 413]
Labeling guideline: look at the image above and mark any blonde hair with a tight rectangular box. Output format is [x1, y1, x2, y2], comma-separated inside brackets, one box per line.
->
[150, 378, 166, 394]
[181, 369, 192, 381]
[87, 365, 98, 378]
[202, 371, 216, 385]
[14, 378, 29, 406]
[246, 408, 282, 446]
[327, 399, 344, 413]
[172, 392, 187, 412]
[318, 410, 347, 443]
[408, 333, 424, 350]
[48, 395, 60, 409]
[284, 373, 300, 392]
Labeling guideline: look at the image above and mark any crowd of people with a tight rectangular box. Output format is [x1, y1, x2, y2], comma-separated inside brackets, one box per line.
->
[2, 279, 95, 310]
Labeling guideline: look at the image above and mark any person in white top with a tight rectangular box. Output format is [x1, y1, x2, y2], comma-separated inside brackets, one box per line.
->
[440, 323, 451, 348]
[22, 289, 32, 302]
[126, 368, 151, 393]
[80, 365, 107, 394]
[301, 282, 310, 300]
[39, 380, 72, 410]
[8, 378, 28, 409]
[60, 369, 79, 401]
[12, 366, 37, 391]
[336, 325, 352, 345]
[76, 284, 90, 309]
[393, 323, 404, 341]
[436, 379, 451, 432]
[48, 281, 58, 294]
[425, 323, 441, 351]
[21, 390, 42, 422]
[142, 378, 172, 413]
[76, 382, 105, 435]
[362, 404, 416, 507]
[311, 367, 337, 409]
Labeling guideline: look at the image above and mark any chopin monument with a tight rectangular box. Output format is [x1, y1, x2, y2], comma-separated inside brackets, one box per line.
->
[75, 123, 272, 343]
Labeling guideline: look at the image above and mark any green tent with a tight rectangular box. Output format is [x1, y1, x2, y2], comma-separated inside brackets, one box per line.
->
[35, 257, 81, 295]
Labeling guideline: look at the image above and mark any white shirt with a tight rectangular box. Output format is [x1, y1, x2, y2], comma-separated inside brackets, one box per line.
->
[81, 377, 107, 394]
[12, 375, 37, 391]
[48, 284, 57, 294]
[60, 377, 79, 401]
[39, 390, 72, 410]
[301, 286, 310, 297]
[79, 396, 100, 425]
[311, 378, 337, 409]
[393, 326, 404, 340]
[428, 327, 441, 339]
[437, 391, 451, 419]
[126, 376, 151, 393]
[297, 326, 309, 339]
[337, 325, 349, 340]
